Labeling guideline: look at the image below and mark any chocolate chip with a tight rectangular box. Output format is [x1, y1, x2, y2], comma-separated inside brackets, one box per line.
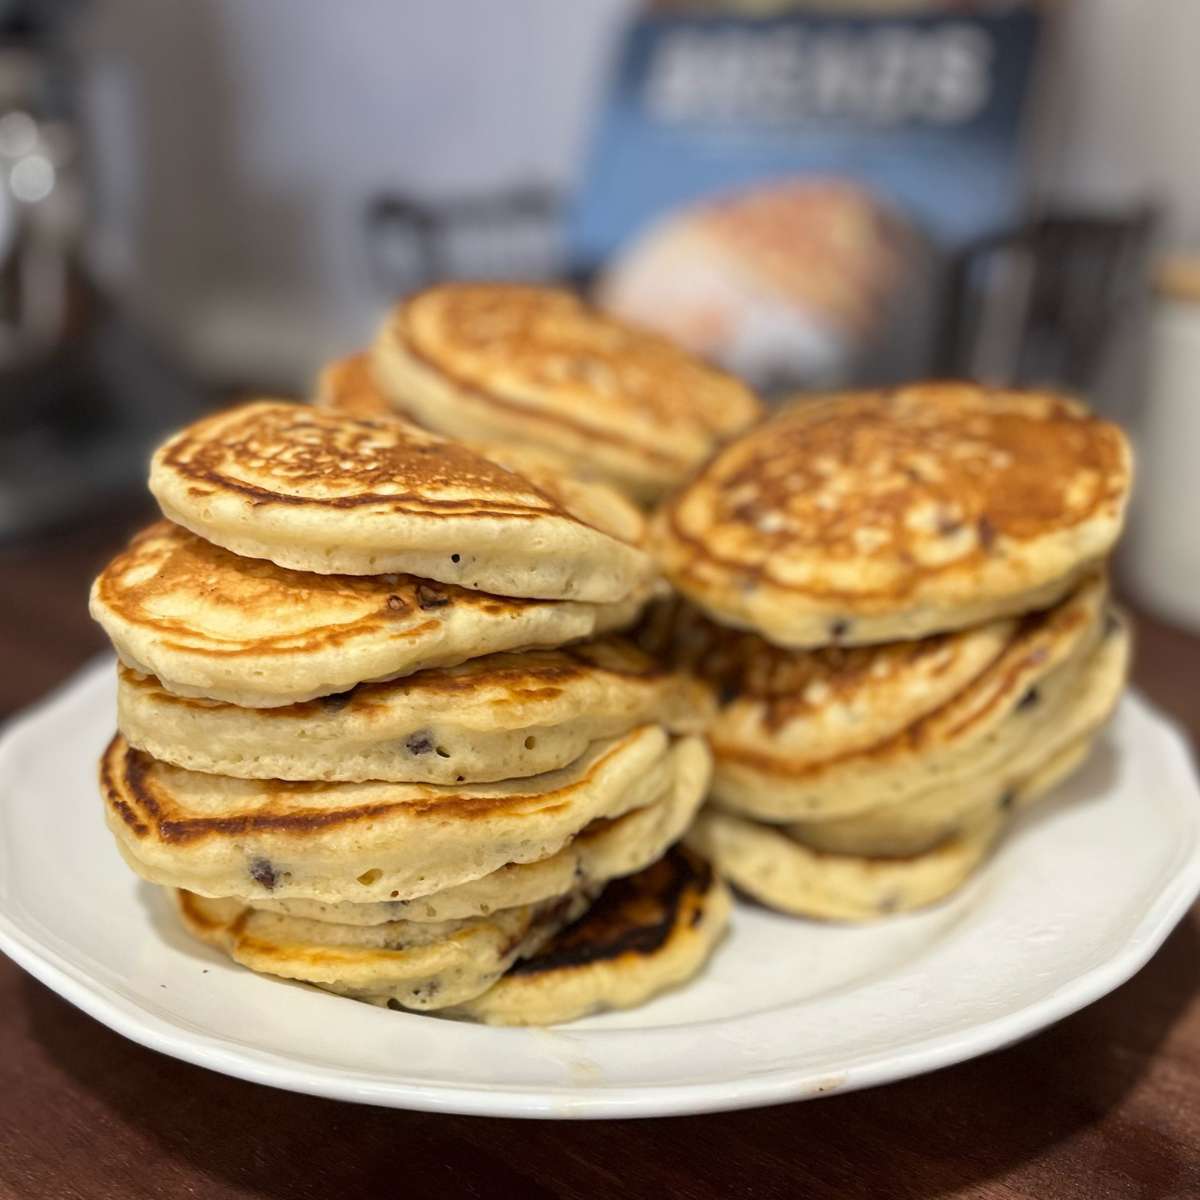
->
[386, 594, 406, 612]
[998, 789, 1017, 812]
[249, 858, 277, 890]
[977, 515, 996, 550]
[386, 998, 404, 1012]
[829, 619, 851, 641]
[415, 582, 450, 610]
[450, 553, 461, 563]
[1017, 686, 1040, 712]
[405, 732, 434, 755]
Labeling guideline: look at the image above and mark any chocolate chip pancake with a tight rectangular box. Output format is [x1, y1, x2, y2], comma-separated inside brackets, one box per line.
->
[90, 523, 654, 707]
[251, 736, 711, 925]
[785, 613, 1130, 855]
[117, 637, 713, 783]
[315, 351, 410, 420]
[102, 725, 687, 903]
[448, 846, 730, 1025]
[691, 575, 1110, 822]
[687, 808, 997, 922]
[371, 283, 762, 502]
[149, 400, 655, 602]
[174, 885, 592, 1012]
[651, 383, 1132, 646]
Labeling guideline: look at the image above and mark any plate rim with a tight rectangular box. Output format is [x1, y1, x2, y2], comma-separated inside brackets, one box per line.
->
[1, 661, 1198, 1119]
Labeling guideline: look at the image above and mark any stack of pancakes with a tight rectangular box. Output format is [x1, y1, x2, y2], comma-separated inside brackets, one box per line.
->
[649, 383, 1134, 919]
[90, 400, 730, 1024]
[316, 281, 763, 504]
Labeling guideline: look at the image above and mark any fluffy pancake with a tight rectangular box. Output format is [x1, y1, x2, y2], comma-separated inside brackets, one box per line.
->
[149, 400, 654, 602]
[658, 576, 1108, 821]
[371, 283, 762, 502]
[253, 736, 711, 925]
[786, 614, 1129, 854]
[687, 808, 997, 922]
[174, 885, 591, 1011]
[315, 352, 409, 420]
[91, 523, 654, 707]
[116, 637, 713, 783]
[103, 727, 699, 906]
[651, 384, 1132, 645]
[448, 846, 730, 1025]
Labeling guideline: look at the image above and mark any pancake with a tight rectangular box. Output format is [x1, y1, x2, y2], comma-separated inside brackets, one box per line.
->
[687, 809, 999, 922]
[149, 400, 654, 602]
[116, 637, 713, 783]
[786, 614, 1129, 855]
[651, 383, 1132, 645]
[371, 283, 762, 502]
[174, 885, 592, 1012]
[91, 523, 654, 708]
[663, 576, 1107, 821]
[252, 736, 711, 925]
[101, 725, 684, 903]
[448, 846, 730, 1025]
[315, 352, 410, 420]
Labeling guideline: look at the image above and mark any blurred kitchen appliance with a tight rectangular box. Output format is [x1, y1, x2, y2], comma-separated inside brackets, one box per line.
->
[0, 0, 199, 540]
[365, 185, 563, 298]
[935, 207, 1157, 401]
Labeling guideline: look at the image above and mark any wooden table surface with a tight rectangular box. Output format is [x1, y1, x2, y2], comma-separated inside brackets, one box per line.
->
[2, 503, 1199, 1200]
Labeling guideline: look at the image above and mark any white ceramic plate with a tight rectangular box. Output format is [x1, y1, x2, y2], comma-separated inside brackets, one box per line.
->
[2, 660, 1199, 1119]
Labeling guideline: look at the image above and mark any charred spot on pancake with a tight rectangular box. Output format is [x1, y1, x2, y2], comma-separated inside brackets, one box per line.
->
[998, 789, 1017, 812]
[829, 619, 851, 641]
[415, 582, 451, 610]
[1017, 686, 1040, 712]
[509, 847, 706, 975]
[405, 732, 434, 755]
[249, 858, 278, 890]
[977, 515, 997, 551]
[386, 594, 408, 613]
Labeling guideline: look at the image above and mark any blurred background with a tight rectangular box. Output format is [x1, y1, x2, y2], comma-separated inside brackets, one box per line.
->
[2, 0, 1200, 705]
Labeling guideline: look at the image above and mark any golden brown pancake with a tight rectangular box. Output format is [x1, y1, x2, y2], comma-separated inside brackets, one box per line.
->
[449, 846, 731, 1025]
[116, 637, 713, 783]
[651, 383, 1132, 645]
[173, 885, 592, 1012]
[371, 283, 762, 502]
[149, 400, 655, 602]
[90, 522, 654, 707]
[654, 576, 1110, 822]
[315, 352, 412, 420]
[100, 725, 689, 904]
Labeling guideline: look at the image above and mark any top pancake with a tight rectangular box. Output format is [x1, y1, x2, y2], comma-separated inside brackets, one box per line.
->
[370, 283, 763, 503]
[651, 383, 1132, 645]
[90, 522, 654, 707]
[149, 400, 654, 603]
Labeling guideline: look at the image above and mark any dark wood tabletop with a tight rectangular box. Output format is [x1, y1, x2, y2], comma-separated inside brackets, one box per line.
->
[2, 503, 1199, 1200]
